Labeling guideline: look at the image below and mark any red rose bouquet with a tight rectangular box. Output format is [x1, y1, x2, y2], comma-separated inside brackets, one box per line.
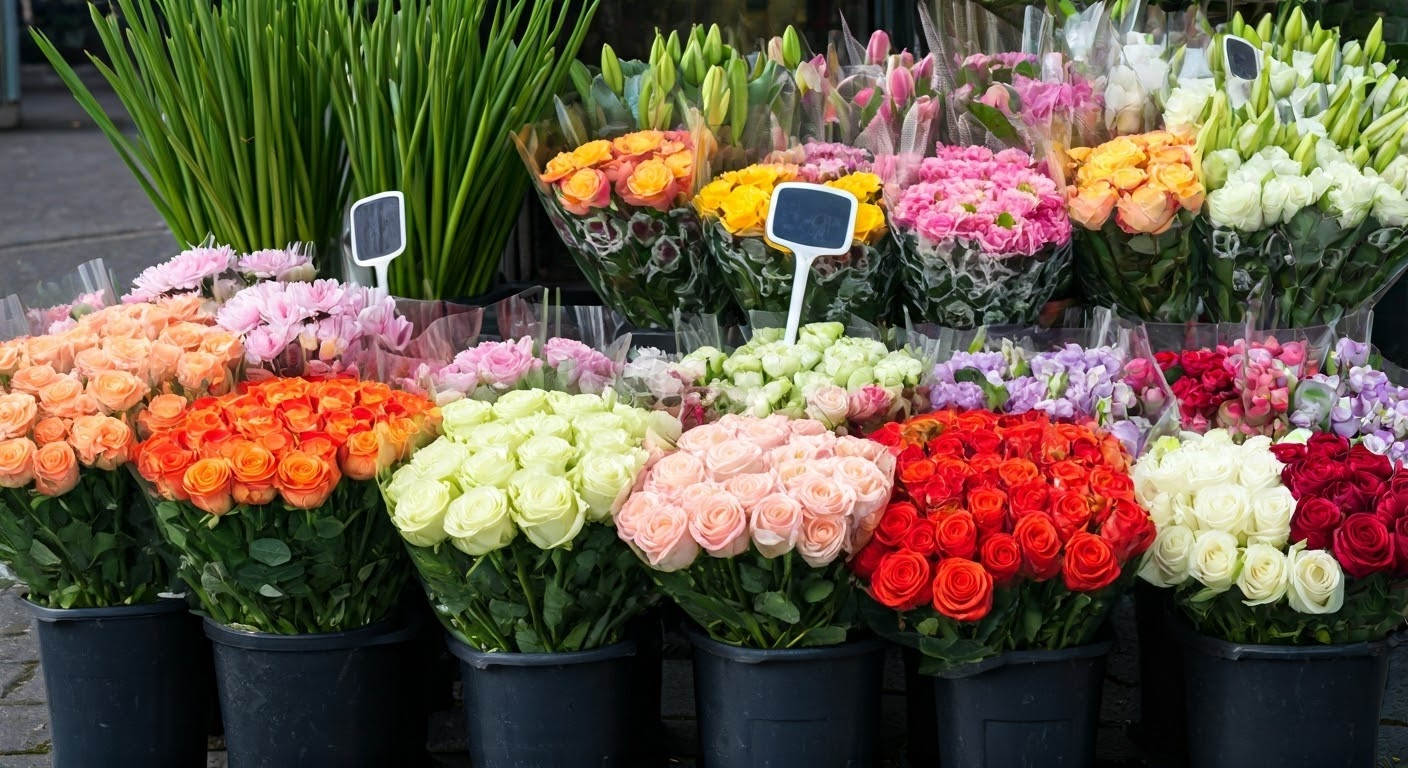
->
[853, 409, 1155, 670]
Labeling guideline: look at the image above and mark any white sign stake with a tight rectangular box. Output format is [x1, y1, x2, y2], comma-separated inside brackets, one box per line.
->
[350, 191, 407, 291]
[764, 182, 859, 345]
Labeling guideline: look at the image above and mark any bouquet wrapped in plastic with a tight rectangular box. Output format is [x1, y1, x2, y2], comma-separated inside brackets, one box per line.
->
[1068, 131, 1207, 321]
[890, 145, 1073, 328]
[694, 146, 897, 324]
[1291, 339, 1408, 465]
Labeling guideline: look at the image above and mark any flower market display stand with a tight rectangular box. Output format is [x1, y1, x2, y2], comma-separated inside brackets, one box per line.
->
[1178, 622, 1398, 768]
[925, 641, 1112, 767]
[204, 617, 419, 768]
[449, 637, 638, 768]
[27, 599, 208, 768]
[688, 627, 886, 768]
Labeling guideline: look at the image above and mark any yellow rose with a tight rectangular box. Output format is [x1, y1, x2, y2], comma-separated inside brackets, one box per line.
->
[541, 152, 579, 183]
[1115, 185, 1177, 235]
[827, 172, 883, 203]
[1087, 137, 1147, 173]
[664, 149, 693, 180]
[695, 179, 734, 216]
[729, 163, 795, 192]
[558, 168, 611, 216]
[852, 203, 888, 244]
[613, 130, 663, 156]
[1148, 145, 1193, 167]
[1110, 166, 1148, 191]
[570, 140, 614, 168]
[1148, 162, 1205, 212]
[1068, 180, 1119, 230]
[720, 186, 769, 235]
[622, 159, 678, 210]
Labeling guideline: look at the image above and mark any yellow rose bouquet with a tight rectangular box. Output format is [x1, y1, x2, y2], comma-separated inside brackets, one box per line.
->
[515, 125, 733, 331]
[694, 144, 897, 324]
[1067, 132, 1207, 322]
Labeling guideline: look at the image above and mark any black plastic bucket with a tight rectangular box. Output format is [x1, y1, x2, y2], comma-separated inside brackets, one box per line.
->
[205, 616, 418, 768]
[928, 640, 1112, 767]
[688, 625, 886, 768]
[902, 649, 939, 767]
[1132, 582, 1186, 766]
[27, 598, 208, 768]
[1179, 622, 1397, 768]
[450, 635, 638, 768]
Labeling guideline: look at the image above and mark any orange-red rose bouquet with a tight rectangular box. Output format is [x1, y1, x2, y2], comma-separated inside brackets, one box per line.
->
[136, 377, 440, 633]
[851, 409, 1155, 671]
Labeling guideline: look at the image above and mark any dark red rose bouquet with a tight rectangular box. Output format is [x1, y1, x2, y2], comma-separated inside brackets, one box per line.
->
[852, 409, 1155, 671]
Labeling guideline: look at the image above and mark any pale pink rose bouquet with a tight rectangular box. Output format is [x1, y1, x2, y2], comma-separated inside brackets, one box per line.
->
[617, 414, 896, 648]
[123, 242, 316, 304]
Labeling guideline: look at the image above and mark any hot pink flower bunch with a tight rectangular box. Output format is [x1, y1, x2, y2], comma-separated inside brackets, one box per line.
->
[428, 336, 621, 398]
[215, 280, 413, 367]
[955, 52, 1099, 126]
[891, 145, 1071, 257]
[615, 414, 897, 572]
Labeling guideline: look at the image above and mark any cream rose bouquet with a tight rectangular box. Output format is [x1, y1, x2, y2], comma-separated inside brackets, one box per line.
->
[385, 390, 682, 652]
[617, 414, 895, 647]
[1134, 429, 1408, 643]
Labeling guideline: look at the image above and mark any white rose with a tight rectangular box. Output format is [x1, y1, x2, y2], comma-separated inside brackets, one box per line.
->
[1138, 524, 1196, 587]
[507, 472, 587, 549]
[1262, 175, 1315, 225]
[410, 439, 470, 482]
[798, 322, 845, 347]
[552, 392, 613, 417]
[1191, 485, 1251, 537]
[391, 478, 454, 547]
[1287, 548, 1345, 615]
[440, 398, 494, 440]
[1326, 172, 1379, 229]
[456, 447, 517, 490]
[444, 486, 517, 556]
[1237, 449, 1286, 492]
[609, 405, 647, 437]
[1188, 530, 1241, 593]
[1208, 183, 1266, 232]
[569, 410, 624, 438]
[514, 434, 578, 476]
[1105, 64, 1150, 134]
[1236, 543, 1291, 606]
[874, 354, 922, 387]
[577, 428, 635, 453]
[1164, 80, 1215, 133]
[572, 449, 647, 522]
[1132, 456, 1160, 507]
[1201, 149, 1244, 191]
[1248, 486, 1295, 548]
[383, 464, 423, 505]
[456, 421, 527, 453]
[1373, 185, 1408, 227]
[492, 389, 549, 420]
[520, 413, 573, 441]
[1168, 493, 1197, 528]
[1381, 156, 1408, 190]
[644, 411, 682, 454]
[805, 385, 851, 428]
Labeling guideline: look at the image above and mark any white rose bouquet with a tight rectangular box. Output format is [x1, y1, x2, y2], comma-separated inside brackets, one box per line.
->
[385, 390, 683, 652]
[1134, 429, 1408, 643]
[1202, 143, 1408, 325]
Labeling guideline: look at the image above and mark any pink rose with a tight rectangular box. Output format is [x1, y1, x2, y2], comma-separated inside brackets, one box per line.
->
[735, 415, 792, 450]
[797, 514, 849, 567]
[771, 441, 818, 465]
[703, 441, 767, 482]
[788, 419, 829, 437]
[616, 490, 666, 540]
[677, 423, 733, 454]
[848, 386, 893, 422]
[685, 488, 749, 558]
[794, 473, 857, 519]
[644, 451, 706, 496]
[835, 435, 892, 465]
[631, 503, 700, 572]
[777, 460, 813, 488]
[794, 433, 838, 460]
[723, 472, 779, 511]
[833, 456, 895, 520]
[750, 493, 804, 558]
[476, 337, 543, 389]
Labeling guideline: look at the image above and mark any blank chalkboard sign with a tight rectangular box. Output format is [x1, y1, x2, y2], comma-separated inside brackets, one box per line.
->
[766, 183, 858, 255]
[350, 191, 406, 288]
[1224, 36, 1262, 81]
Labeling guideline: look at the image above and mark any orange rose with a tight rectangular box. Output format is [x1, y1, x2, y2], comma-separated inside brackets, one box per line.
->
[277, 397, 322, 434]
[340, 429, 390, 481]
[32, 417, 69, 446]
[620, 159, 678, 210]
[0, 342, 26, 377]
[321, 410, 360, 443]
[1067, 181, 1119, 230]
[1115, 185, 1177, 235]
[158, 294, 206, 322]
[73, 347, 114, 379]
[24, 335, 73, 372]
[296, 432, 339, 462]
[182, 457, 234, 516]
[38, 376, 98, 420]
[103, 336, 152, 373]
[1146, 162, 1205, 212]
[89, 370, 148, 414]
[664, 149, 694, 181]
[0, 393, 37, 440]
[276, 451, 340, 510]
[611, 131, 662, 157]
[136, 435, 195, 500]
[158, 322, 206, 352]
[259, 378, 310, 406]
[571, 139, 615, 167]
[540, 151, 581, 183]
[9, 364, 60, 396]
[0, 438, 36, 488]
[356, 382, 391, 409]
[148, 343, 184, 383]
[138, 394, 189, 438]
[176, 351, 228, 395]
[226, 440, 278, 507]
[558, 168, 612, 216]
[32, 441, 80, 497]
[315, 380, 361, 412]
[68, 414, 132, 470]
[1109, 166, 1147, 191]
[199, 332, 244, 363]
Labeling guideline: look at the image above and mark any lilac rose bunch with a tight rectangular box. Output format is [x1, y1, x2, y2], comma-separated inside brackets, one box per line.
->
[425, 336, 623, 404]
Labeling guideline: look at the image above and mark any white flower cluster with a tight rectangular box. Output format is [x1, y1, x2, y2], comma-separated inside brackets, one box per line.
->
[1133, 430, 1344, 614]
[1206, 144, 1408, 232]
[386, 390, 682, 554]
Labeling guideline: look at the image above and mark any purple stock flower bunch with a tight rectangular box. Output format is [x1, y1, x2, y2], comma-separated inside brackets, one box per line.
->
[216, 279, 413, 366]
[1293, 339, 1408, 464]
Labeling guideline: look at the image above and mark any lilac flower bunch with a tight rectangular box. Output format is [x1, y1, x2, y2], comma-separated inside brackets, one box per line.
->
[426, 336, 622, 403]
[1292, 339, 1408, 464]
[124, 244, 315, 303]
[216, 279, 413, 367]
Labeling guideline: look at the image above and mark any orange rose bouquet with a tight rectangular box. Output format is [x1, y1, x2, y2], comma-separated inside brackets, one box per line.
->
[1067, 132, 1207, 322]
[0, 297, 245, 608]
[514, 126, 733, 329]
[135, 377, 440, 633]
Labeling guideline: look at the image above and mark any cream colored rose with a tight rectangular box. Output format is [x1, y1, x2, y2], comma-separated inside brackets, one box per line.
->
[1248, 486, 1295, 549]
[441, 399, 494, 440]
[508, 472, 586, 549]
[410, 439, 470, 482]
[805, 385, 850, 429]
[1191, 485, 1251, 539]
[1236, 543, 1290, 606]
[457, 422, 528, 453]
[573, 449, 647, 523]
[1138, 524, 1196, 588]
[1188, 530, 1241, 593]
[1287, 548, 1345, 615]
[492, 389, 549, 420]
[456, 447, 517, 490]
[445, 486, 517, 556]
[391, 478, 454, 547]
[1236, 449, 1286, 493]
[514, 434, 577, 476]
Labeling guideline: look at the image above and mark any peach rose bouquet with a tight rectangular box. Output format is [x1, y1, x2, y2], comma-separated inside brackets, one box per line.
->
[514, 127, 733, 329]
[694, 147, 897, 324]
[135, 377, 440, 634]
[618, 414, 896, 648]
[383, 390, 682, 653]
[1067, 131, 1207, 322]
[0, 298, 245, 608]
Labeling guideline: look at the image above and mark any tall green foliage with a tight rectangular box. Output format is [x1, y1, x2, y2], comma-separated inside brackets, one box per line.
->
[327, 0, 598, 300]
[32, 0, 348, 267]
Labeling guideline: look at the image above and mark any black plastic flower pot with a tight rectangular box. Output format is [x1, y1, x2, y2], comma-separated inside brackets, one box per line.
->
[26, 598, 209, 768]
[1132, 582, 1187, 766]
[902, 649, 939, 767]
[927, 640, 1113, 768]
[448, 635, 637, 768]
[687, 625, 886, 768]
[1178, 621, 1398, 768]
[204, 616, 419, 768]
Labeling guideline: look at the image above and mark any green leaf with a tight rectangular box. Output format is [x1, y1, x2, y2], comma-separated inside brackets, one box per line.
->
[543, 580, 571, 629]
[754, 591, 801, 624]
[314, 518, 345, 539]
[258, 584, 284, 598]
[801, 580, 835, 604]
[738, 562, 769, 594]
[249, 538, 292, 567]
[28, 541, 61, 567]
[916, 618, 940, 637]
[801, 625, 847, 646]
[561, 622, 590, 651]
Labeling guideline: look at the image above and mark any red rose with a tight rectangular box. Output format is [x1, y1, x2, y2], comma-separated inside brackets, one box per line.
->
[967, 487, 1009, 537]
[850, 539, 890, 580]
[1307, 432, 1351, 459]
[900, 459, 937, 486]
[998, 458, 1040, 488]
[1062, 532, 1121, 592]
[1270, 442, 1307, 466]
[875, 503, 919, 547]
[1154, 350, 1178, 371]
[1290, 497, 1344, 551]
[869, 550, 932, 610]
[1050, 491, 1093, 541]
[1099, 499, 1157, 561]
[1014, 513, 1062, 580]
[1039, 429, 1071, 464]
[1002, 422, 1046, 458]
[1292, 456, 1348, 496]
[1049, 460, 1089, 490]
[1332, 513, 1396, 578]
[1070, 434, 1102, 463]
[1090, 467, 1135, 502]
[1393, 473, 1408, 494]
[927, 435, 966, 459]
[1375, 491, 1408, 526]
[955, 411, 999, 431]
[980, 533, 1022, 585]
[935, 511, 978, 560]
[931, 558, 994, 622]
[904, 519, 940, 557]
[1324, 481, 1372, 517]
[1352, 472, 1389, 499]
[868, 424, 904, 449]
[1394, 516, 1408, 575]
[1200, 368, 1232, 391]
[1348, 444, 1393, 481]
[1009, 481, 1050, 515]
[967, 429, 1001, 455]
[968, 452, 1003, 476]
